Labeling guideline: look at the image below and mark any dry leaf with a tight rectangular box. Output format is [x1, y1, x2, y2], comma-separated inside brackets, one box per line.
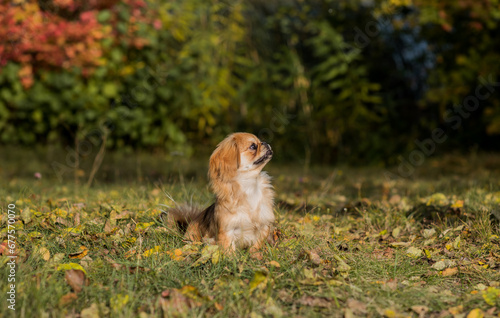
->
[306, 250, 322, 265]
[449, 305, 463, 315]
[159, 286, 204, 317]
[65, 269, 87, 293]
[69, 246, 89, 259]
[346, 298, 367, 314]
[411, 305, 429, 318]
[59, 292, 78, 306]
[81, 303, 100, 318]
[269, 261, 281, 268]
[249, 271, 268, 292]
[466, 308, 484, 318]
[297, 295, 331, 308]
[442, 267, 458, 276]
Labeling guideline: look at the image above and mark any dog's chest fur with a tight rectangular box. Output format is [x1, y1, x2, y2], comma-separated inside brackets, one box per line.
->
[224, 172, 274, 248]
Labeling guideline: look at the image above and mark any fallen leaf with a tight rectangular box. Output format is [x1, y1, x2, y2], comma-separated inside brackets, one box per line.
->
[442, 267, 458, 276]
[426, 193, 447, 206]
[449, 305, 463, 315]
[111, 294, 129, 312]
[392, 227, 401, 238]
[21, 207, 32, 224]
[432, 259, 456, 271]
[306, 250, 322, 265]
[81, 303, 101, 318]
[347, 298, 367, 314]
[57, 263, 87, 275]
[411, 305, 429, 318]
[297, 295, 331, 308]
[135, 222, 154, 232]
[406, 247, 423, 258]
[143, 246, 161, 257]
[269, 261, 281, 268]
[249, 271, 268, 292]
[482, 287, 500, 306]
[192, 245, 220, 267]
[65, 269, 87, 293]
[69, 246, 88, 259]
[59, 292, 78, 306]
[423, 228, 436, 238]
[35, 246, 51, 261]
[333, 254, 351, 272]
[159, 286, 204, 316]
[467, 308, 484, 318]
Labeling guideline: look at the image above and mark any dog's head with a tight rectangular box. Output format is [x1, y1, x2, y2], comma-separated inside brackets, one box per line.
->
[209, 132, 273, 182]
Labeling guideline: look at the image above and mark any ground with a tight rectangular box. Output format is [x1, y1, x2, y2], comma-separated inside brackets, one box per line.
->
[1, 150, 500, 317]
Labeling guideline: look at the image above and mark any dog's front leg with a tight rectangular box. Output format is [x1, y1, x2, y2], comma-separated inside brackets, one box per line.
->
[217, 230, 236, 254]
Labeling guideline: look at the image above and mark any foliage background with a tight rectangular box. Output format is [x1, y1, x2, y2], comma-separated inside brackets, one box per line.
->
[1, 0, 500, 165]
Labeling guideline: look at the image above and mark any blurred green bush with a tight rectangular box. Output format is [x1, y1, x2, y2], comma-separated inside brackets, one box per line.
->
[0, 0, 499, 164]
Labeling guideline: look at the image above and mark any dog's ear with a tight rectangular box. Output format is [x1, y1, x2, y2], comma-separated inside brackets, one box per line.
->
[209, 135, 240, 182]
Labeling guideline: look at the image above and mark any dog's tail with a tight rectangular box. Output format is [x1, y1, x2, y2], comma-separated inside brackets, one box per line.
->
[160, 204, 203, 233]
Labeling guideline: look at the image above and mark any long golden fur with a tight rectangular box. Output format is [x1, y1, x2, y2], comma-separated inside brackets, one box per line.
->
[168, 132, 275, 253]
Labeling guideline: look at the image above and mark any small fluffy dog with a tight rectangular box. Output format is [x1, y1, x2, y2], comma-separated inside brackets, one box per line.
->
[169, 133, 275, 253]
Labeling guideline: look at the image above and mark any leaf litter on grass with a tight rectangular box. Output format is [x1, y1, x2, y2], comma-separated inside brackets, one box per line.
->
[2, 158, 500, 317]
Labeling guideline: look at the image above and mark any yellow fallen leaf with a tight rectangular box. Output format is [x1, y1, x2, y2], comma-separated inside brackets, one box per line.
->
[449, 305, 463, 315]
[426, 193, 447, 206]
[482, 287, 500, 306]
[450, 200, 464, 209]
[122, 237, 137, 249]
[35, 246, 50, 261]
[57, 263, 87, 275]
[80, 303, 100, 318]
[135, 222, 154, 231]
[466, 308, 484, 318]
[441, 267, 458, 276]
[249, 271, 268, 292]
[111, 294, 129, 312]
[69, 246, 88, 259]
[406, 247, 423, 258]
[143, 246, 161, 257]
[54, 208, 68, 218]
[269, 261, 281, 267]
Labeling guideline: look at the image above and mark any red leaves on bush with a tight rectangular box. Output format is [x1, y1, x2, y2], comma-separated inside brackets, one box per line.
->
[0, 0, 153, 88]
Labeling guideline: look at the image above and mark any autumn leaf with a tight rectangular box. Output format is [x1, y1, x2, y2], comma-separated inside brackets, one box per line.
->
[142, 246, 161, 257]
[305, 249, 322, 265]
[441, 267, 458, 276]
[80, 303, 102, 318]
[159, 286, 205, 317]
[192, 244, 220, 267]
[65, 269, 87, 293]
[411, 305, 429, 318]
[249, 270, 268, 292]
[482, 287, 500, 306]
[59, 292, 78, 306]
[347, 298, 367, 315]
[135, 222, 154, 232]
[406, 247, 423, 258]
[269, 260, 281, 268]
[69, 246, 89, 259]
[467, 308, 484, 318]
[432, 259, 456, 271]
[34, 246, 51, 261]
[57, 263, 87, 275]
[110, 294, 129, 312]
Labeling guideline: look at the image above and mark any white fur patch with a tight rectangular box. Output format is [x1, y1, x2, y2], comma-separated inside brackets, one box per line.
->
[225, 171, 274, 248]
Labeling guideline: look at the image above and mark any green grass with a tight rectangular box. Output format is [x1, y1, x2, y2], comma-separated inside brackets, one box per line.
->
[1, 151, 500, 317]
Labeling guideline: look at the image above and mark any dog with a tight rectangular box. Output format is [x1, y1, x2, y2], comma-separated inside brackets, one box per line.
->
[168, 132, 275, 254]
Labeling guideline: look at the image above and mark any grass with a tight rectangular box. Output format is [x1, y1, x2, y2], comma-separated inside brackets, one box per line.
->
[1, 149, 500, 317]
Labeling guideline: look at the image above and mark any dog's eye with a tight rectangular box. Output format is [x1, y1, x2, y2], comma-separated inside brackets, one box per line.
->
[249, 143, 257, 150]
